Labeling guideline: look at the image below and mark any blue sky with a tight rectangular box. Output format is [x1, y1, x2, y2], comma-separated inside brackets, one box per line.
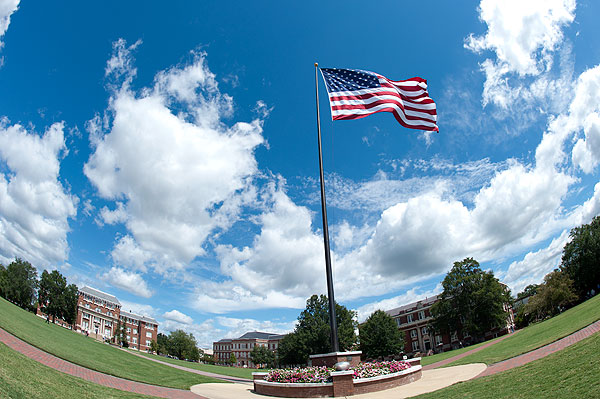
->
[1, 0, 600, 347]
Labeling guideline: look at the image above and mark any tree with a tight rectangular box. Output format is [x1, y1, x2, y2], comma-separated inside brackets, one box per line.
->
[430, 258, 511, 341]
[62, 283, 79, 325]
[250, 345, 275, 368]
[277, 294, 357, 366]
[38, 270, 79, 326]
[0, 263, 7, 298]
[229, 352, 237, 366]
[167, 329, 199, 360]
[150, 339, 159, 353]
[2, 258, 38, 311]
[156, 333, 169, 355]
[516, 284, 539, 301]
[560, 216, 600, 299]
[359, 310, 404, 360]
[114, 320, 128, 347]
[524, 270, 577, 321]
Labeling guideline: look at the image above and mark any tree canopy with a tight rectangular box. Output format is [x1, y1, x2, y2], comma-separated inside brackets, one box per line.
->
[167, 329, 200, 361]
[524, 270, 577, 321]
[277, 294, 357, 366]
[38, 269, 78, 325]
[359, 310, 404, 360]
[250, 345, 275, 368]
[430, 257, 511, 340]
[0, 258, 38, 311]
[560, 216, 600, 299]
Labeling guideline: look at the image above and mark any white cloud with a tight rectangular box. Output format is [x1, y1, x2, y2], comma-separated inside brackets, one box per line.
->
[0, 0, 19, 50]
[84, 40, 265, 276]
[501, 231, 570, 295]
[0, 121, 78, 267]
[102, 267, 153, 298]
[215, 316, 294, 340]
[119, 300, 157, 318]
[466, 0, 576, 108]
[110, 235, 153, 272]
[163, 309, 193, 325]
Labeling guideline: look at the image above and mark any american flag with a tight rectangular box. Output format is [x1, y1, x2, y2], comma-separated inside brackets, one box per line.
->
[320, 68, 438, 132]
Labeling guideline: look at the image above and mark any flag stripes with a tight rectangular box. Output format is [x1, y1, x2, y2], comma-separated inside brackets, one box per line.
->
[320, 68, 438, 132]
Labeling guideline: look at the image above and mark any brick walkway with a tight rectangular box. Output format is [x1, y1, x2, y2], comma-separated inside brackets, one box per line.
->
[0, 328, 204, 399]
[422, 332, 515, 370]
[476, 319, 600, 378]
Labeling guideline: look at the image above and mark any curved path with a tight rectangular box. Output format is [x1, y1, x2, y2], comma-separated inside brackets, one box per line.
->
[0, 327, 204, 399]
[422, 332, 515, 371]
[1, 320, 599, 398]
[122, 349, 252, 384]
[476, 319, 600, 378]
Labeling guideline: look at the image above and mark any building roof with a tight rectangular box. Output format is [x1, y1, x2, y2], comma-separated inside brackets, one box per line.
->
[121, 310, 158, 325]
[384, 294, 440, 317]
[237, 331, 277, 340]
[79, 286, 121, 306]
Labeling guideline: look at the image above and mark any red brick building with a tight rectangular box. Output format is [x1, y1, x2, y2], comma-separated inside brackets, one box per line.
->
[384, 294, 514, 356]
[75, 286, 158, 350]
[213, 331, 286, 368]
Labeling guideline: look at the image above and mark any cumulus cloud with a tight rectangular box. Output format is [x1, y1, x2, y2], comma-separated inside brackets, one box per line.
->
[0, 0, 19, 50]
[102, 267, 153, 298]
[0, 121, 78, 267]
[466, 0, 576, 109]
[501, 231, 570, 294]
[85, 40, 265, 276]
[164, 309, 193, 324]
[216, 316, 294, 340]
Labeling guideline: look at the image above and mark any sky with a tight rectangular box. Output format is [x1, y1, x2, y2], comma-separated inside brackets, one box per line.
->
[1, 0, 599, 348]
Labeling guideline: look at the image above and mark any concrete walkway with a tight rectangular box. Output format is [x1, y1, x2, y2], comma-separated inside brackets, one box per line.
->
[0, 327, 204, 399]
[122, 348, 252, 384]
[2, 319, 599, 398]
[190, 364, 487, 399]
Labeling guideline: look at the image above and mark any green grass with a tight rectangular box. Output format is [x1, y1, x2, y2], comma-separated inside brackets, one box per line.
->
[0, 297, 224, 389]
[131, 350, 259, 379]
[414, 330, 600, 398]
[420, 336, 504, 366]
[445, 294, 600, 366]
[0, 342, 156, 399]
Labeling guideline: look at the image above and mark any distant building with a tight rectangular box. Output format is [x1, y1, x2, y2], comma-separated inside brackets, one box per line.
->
[213, 331, 286, 368]
[384, 294, 514, 356]
[76, 286, 158, 351]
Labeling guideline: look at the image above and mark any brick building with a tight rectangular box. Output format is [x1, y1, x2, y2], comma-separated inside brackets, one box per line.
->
[384, 294, 514, 356]
[75, 286, 158, 351]
[213, 331, 286, 368]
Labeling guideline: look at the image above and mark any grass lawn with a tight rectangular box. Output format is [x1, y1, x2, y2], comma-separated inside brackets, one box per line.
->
[414, 330, 600, 398]
[420, 336, 504, 366]
[0, 297, 223, 389]
[445, 294, 600, 366]
[0, 342, 156, 399]
[132, 350, 259, 379]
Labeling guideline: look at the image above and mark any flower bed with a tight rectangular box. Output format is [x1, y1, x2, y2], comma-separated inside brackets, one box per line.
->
[265, 366, 334, 383]
[254, 358, 421, 397]
[265, 360, 411, 383]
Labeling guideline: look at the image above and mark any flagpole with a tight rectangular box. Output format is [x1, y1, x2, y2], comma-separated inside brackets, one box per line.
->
[314, 62, 339, 353]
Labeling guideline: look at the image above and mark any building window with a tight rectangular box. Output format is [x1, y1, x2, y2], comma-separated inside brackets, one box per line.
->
[435, 335, 443, 345]
[133, 329, 137, 335]
[418, 311, 425, 320]
[412, 341, 419, 351]
[407, 314, 413, 323]
[422, 327, 428, 336]
[83, 313, 89, 319]
[451, 331, 458, 341]
[396, 318, 402, 327]
[146, 332, 152, 338]
[85, 303, 90, 308]
[146, 340, 151, 347]
[127, 327, 131, 333]
[127, 335, 131, 341]
[410, 329, 417, 339]
[133, 337, 137, 344]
